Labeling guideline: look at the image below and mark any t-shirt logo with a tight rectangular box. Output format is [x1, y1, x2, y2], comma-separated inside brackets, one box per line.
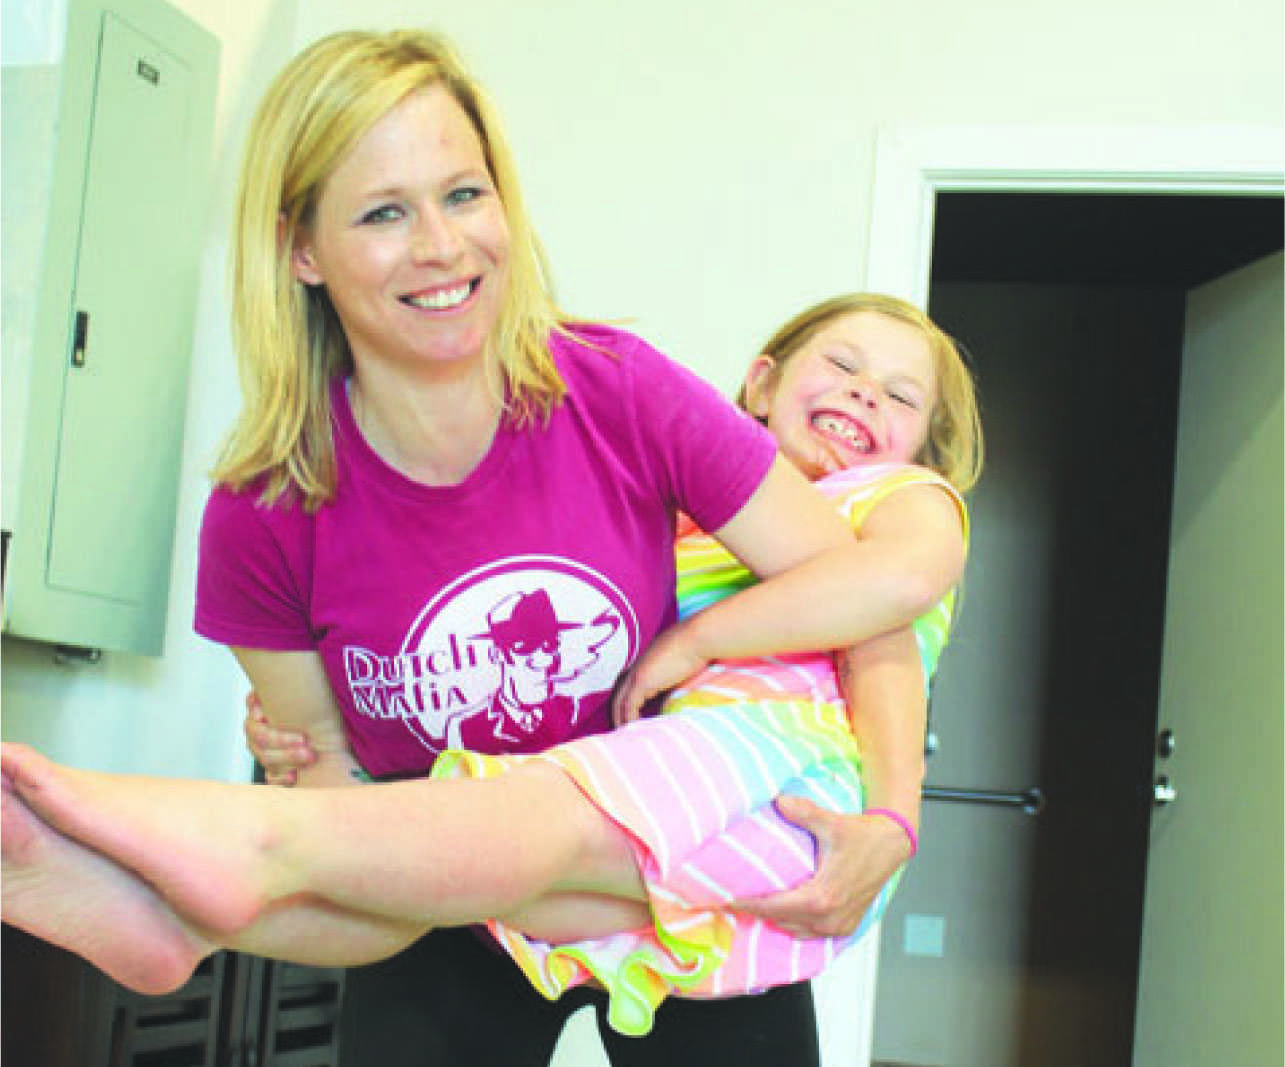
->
[343, 556, 639, 755]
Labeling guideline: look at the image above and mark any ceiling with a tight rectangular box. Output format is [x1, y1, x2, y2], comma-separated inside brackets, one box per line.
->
[930, 193, 1284, 288]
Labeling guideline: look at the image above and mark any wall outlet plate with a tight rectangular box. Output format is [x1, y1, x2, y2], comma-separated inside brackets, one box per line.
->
[903, 914, 946, 957]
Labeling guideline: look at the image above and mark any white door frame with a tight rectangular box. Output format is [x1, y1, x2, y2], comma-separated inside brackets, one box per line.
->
[864, 124, 1284, 304]
[860, 122, 1283, 1065]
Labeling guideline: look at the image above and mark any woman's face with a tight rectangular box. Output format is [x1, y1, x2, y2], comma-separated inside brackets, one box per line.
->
[744, 311, 936, 481]
[291, 86, 510, 376]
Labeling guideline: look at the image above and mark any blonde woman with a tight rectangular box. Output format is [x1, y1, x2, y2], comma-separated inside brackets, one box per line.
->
[2, 29, 968, 1067]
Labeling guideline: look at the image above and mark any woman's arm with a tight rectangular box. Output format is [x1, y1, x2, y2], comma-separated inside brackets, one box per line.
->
[838, 630, 927, 831]
[730, 626, 926, 937]
[615, 456, 964, 721]
[232, 648, 364, 789]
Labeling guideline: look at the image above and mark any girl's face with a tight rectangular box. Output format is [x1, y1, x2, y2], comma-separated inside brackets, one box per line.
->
[744, 311, 936, 481]
[290, 86, 510, 377]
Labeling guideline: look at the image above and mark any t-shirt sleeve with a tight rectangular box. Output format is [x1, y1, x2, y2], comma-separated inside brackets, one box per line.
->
[616, 330, 777, 533]
[194, 486, 317, 651]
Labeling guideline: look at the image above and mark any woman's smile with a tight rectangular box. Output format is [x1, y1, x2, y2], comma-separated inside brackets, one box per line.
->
[400, 277, 482, 312]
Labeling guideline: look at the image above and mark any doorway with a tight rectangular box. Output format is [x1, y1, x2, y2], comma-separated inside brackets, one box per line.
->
[869, 192, 1283, 1066]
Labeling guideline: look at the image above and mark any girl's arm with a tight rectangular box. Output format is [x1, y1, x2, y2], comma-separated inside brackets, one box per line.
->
[232, 648, 364, 789]
[706, 457, 964, 655]
[615, 456, 965, 721]
[244, 692, 316, 786]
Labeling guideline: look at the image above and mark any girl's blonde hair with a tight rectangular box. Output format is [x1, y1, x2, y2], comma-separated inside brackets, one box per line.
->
[215, 30, 567, 508]
[738, 293, 983, 493]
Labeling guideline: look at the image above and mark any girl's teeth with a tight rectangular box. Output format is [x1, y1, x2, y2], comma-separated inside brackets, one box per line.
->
[813, 414, 870, 451]
[405, 283, 471, 310]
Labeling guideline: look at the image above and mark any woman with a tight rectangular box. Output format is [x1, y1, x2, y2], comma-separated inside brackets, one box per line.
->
[16, 29, 960, 1066]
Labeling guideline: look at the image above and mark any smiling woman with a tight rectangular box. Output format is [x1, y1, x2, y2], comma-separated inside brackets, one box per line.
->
[1, 27, 977, 1067]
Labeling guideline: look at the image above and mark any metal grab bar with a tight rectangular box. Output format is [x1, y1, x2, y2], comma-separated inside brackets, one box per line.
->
[922, 785, 1045, 815]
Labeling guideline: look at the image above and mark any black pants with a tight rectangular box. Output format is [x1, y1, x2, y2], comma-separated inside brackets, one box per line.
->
[338, 927, 820, 1066]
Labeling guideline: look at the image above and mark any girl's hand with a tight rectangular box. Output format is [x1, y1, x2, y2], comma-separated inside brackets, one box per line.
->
[805, 439, 845, 480]
[730, 796, 914, 938]
[611, 622, 710, 727]
[244, 691, 318, 786]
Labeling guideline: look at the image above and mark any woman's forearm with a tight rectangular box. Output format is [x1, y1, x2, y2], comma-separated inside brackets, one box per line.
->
[836, 629, 928, 831]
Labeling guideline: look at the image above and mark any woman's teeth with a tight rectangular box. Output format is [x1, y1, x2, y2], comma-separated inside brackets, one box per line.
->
[404, 282, 472, 310]
[812, 413, 871, 451]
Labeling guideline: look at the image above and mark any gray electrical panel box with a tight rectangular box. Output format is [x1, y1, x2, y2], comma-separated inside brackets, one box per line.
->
[2, 0, 219, 655]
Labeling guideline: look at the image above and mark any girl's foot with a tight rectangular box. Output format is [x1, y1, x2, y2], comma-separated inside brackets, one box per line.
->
[1, 771, 212, 993]
[1, 743, 280, 935]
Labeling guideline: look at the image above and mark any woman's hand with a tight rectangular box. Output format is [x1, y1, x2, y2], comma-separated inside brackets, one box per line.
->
[244, 690, 318, 786]
[612, 621, 710, 726]
[730, 796, 914, 938]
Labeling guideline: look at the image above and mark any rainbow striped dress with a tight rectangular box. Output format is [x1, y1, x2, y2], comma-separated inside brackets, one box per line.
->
[432, 463, 966, 1036]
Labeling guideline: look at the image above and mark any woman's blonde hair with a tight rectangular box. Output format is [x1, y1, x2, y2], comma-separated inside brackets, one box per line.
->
[737, 293, 984, 493]
[215, 29, 567, 508]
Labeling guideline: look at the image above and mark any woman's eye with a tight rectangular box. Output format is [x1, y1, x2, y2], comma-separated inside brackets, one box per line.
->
[891, 392, 921, 409]
[446, 186, 484, 207]
[827, 355, 856, 374]
[361, 204, 403, 224]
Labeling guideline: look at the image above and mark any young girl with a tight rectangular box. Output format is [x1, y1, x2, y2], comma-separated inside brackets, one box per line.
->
[2, 292, 979, 1033]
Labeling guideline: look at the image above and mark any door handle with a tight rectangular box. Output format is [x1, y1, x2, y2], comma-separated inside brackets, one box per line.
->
[1156, 728, 1175, 759]
[71, 310, 89, 367]
[1152, 775, 1177, 806]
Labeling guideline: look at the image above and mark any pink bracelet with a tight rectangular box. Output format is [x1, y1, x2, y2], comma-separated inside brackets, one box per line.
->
[865, 807, 919, 857]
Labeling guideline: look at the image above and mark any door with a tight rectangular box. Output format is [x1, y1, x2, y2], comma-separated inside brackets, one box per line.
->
[869, 191, 1283, 1067]
[1132, 251, 1284, 1066]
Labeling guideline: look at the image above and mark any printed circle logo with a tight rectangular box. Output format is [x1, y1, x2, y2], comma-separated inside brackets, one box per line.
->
[396, 556, 639, 752]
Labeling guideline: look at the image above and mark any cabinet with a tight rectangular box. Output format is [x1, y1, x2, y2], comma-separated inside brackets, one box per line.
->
[1, 926, 346, 1067]
[1, 0, 218, 655]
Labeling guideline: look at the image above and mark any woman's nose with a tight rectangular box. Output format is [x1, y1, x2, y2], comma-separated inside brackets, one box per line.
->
[411, 209, 462, 263]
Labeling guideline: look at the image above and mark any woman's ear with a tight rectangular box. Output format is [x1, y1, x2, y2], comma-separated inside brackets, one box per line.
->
[741, 355, 778, 419]
[283, 214, 324, 286]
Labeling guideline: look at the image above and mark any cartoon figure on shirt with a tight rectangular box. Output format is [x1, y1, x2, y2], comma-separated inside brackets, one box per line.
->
[371, 560, 638, 758]
[470, 589, 621, 743]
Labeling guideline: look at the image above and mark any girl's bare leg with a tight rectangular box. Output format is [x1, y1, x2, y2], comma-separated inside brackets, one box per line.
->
[5, 769, 441, 987]
[1, 770, 212, 994]
[4, 760, 647, 999]
[224, 900, 428, 967]
[1, 744, 649, 943]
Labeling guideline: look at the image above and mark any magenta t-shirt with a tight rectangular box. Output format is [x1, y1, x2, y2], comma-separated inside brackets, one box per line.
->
[195, 325, 776, 778]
